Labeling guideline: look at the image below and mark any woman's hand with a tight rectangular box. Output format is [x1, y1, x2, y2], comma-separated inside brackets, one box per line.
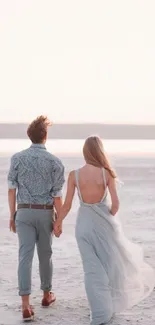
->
[54, 219, 63, 238]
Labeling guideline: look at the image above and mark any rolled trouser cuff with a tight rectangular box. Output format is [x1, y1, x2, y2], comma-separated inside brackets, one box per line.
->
[19, 290, 31, 296]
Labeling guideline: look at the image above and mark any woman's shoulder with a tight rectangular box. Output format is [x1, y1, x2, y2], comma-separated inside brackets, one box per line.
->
[68, 170, 76, 182]
[69, 168, 81, 176]
[68, 169, 82, 185]
[69, 170, 75, 176]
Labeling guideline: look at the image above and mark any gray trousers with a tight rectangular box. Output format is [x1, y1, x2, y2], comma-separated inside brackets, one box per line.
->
[15, 208, 54, 296]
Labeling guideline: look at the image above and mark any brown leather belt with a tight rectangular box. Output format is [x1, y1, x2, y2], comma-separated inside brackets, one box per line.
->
[17, 204, 53, 210]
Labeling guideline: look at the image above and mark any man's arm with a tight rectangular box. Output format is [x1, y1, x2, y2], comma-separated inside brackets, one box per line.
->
[7, 155, 18, 232]
[8, 189, 16, 232]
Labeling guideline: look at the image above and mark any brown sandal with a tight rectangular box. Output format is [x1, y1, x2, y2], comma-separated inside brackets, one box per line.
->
[42, 292, 56, 307]
[22, 306, 34, 322]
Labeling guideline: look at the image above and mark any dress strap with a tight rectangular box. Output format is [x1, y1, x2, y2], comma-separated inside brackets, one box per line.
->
[101, 168, 107, 201]
[102, 168, 107, 187]
[75, 169, 83, 201]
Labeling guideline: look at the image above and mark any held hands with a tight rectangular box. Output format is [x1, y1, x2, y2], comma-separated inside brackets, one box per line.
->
[54, 218, 63, 238]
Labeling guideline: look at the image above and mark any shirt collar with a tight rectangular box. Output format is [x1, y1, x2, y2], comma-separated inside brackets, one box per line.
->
[30, 143, 46, 150]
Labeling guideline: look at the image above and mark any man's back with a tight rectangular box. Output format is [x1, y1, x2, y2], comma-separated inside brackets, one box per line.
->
[8, 143, 64, 204]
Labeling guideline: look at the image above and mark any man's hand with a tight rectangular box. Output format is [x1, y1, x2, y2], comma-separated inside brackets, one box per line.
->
[54, 219, 62, 238]
[9, 218, 16, 233]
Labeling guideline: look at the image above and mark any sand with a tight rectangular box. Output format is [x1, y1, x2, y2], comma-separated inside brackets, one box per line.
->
[0, 154, 155, 325]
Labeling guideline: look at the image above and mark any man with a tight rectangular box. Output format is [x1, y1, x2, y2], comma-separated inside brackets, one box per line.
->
[8, 116, 64, 321]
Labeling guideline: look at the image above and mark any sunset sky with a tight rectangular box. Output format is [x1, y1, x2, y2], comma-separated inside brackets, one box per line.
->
[0, 0, 155, 124]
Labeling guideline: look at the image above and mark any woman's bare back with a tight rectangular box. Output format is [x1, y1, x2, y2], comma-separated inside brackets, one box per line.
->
[76, 164, 107, 204]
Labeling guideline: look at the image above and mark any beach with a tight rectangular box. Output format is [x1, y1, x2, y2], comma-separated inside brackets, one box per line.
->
[0, 154, 155, 325]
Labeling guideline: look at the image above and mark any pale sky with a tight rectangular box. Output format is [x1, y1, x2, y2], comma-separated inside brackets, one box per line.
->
[0, 0, 155, 124]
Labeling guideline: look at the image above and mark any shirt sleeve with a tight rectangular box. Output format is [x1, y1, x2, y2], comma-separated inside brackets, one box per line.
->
[7, 155, 18, 189]
[52, 160, 65, 198]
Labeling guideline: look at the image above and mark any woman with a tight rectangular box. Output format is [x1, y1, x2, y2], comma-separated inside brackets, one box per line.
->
[54, 136, 155, 325]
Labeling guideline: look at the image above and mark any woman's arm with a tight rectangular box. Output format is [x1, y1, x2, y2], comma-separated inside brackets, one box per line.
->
[54, 171, 76, 236]
[107, 173, 119, 216]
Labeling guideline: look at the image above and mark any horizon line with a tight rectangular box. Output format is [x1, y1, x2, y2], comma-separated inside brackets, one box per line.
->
[0, 122, 155, 126]
[0, 123, 155, 139]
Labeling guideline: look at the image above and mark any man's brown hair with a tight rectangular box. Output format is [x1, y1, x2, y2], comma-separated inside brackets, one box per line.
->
[27, 115, 52, 144]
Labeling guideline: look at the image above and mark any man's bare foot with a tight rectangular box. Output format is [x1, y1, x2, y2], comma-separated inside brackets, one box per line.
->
[42, 292, 56, 307]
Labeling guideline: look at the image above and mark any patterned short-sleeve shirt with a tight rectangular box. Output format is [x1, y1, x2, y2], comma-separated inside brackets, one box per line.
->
[8, 143, 65, 205]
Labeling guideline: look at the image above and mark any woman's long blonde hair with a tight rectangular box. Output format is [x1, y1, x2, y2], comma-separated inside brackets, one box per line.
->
[83, 136, 116, 178]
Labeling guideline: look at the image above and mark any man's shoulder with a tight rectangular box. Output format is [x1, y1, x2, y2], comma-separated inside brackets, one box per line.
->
[10, 149, 28, 160]
[46, 151, 64, 166]
[11, 149, 64, 169]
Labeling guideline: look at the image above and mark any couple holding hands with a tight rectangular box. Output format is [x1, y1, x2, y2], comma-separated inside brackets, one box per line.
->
[8, 116, 155, 324]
